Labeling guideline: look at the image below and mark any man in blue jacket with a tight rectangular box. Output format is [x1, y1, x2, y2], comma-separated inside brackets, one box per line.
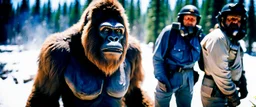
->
[153, 5, 204, 107]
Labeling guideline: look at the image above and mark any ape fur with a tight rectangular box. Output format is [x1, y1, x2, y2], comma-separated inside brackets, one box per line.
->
[26, 0, 153, 107]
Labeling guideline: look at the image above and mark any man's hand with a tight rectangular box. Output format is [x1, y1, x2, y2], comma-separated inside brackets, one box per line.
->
[227, 90, 240, 107]
[156, 74, 171, 92]
[238, 73, 248, 99]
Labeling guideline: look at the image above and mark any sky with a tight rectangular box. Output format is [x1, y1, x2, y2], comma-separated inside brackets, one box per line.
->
[11, 0, 189, 13]
[11, 0, 151, 12]
[11, 0, 251, 13]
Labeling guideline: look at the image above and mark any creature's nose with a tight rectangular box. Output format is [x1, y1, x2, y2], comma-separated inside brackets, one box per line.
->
[108, 36, 119, 42]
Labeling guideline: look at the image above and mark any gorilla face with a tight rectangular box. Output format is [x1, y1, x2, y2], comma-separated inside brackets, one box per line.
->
[80, 0, 129, 76]
[99, 19, 125, 60]
[81, 8, 129, 75]
[81, 18, 128, 76]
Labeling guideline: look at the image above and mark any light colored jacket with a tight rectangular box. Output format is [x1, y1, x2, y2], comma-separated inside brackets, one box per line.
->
[200, 28, 243, 95]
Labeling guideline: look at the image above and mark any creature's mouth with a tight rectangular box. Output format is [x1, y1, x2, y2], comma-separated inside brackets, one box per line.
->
[102, 48, 123, 54]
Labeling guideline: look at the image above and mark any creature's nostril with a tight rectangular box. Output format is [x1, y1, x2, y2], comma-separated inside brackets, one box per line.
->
[114, 37, 118, 41]
[108, 36, 119, 42]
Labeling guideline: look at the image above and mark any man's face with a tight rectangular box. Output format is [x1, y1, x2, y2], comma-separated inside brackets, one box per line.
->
[183, 15, 197, 27]
[225, 14, 241, 27]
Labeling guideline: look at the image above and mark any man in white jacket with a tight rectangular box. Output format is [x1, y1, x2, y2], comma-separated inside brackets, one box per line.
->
[200, 2, 248, 107]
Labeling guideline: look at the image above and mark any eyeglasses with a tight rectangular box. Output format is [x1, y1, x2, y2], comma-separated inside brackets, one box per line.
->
[226, 15, 241, 23]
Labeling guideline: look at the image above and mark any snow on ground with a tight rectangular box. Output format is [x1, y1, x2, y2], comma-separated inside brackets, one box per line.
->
[0, 47, 39, 107]
[0, 44, 256, 107]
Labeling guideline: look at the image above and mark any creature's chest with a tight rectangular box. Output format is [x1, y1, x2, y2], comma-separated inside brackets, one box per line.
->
[64, 57, 131, 100]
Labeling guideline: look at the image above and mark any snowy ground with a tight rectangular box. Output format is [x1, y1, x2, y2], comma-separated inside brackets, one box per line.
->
[0, 44, 256, 107]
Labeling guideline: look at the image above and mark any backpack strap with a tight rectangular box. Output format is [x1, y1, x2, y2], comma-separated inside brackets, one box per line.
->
[196, 25, 206, 71]
[164, 23, 204, 59]
[163, 23, 179, 59]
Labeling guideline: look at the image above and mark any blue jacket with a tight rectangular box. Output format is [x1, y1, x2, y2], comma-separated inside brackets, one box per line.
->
[153, 24, 203, 84]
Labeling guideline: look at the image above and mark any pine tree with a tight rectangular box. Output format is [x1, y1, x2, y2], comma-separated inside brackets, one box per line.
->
[200, 0, 213, 34]
[238, 0, 245, 3]
[63, 2, 67, 16]
[128, 0, 135, 29]
[46, 0, 52, 24]
[32, 0, 40, 16]
[162, 0, 171, 25]
[192, 0, 198, 7]
[54, 3, 61, 32]
[146, 0, 156, 43]
[146, 0, 170, 44]
[229, 0, 235, 3]
[15, 3, 21, 37]
[20, 0, 29, 14]
[69, 0, 80, 26]
[69, 2, 73, 15]
[0, 0, 13, 44]
[173, 0, 183, 22]
[31, 0, 41, 26]
[17, 0, 30, 43]
[185, 0, 190, 5]
[132, 0, 144, 41]
[247, 0, 255, 54]
[119, 0, 126, 8]
[167, 0, 173, 23]
[211, 0, 226, 28]
[19, 0, 30, 27]
[154, 0, 160, 43]
[135, 0, 141, 20]
[60, 1, 69, 30]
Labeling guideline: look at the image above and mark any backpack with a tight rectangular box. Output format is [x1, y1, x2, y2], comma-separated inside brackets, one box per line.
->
[165, 22, 204, 62]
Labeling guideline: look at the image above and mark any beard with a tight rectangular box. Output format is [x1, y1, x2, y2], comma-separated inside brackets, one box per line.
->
[226, 23, 239, 36]
[226, 23, 245, 41]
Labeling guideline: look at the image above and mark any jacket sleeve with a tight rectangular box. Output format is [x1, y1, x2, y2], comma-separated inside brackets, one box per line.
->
[201, 35, 240, 95]
[152, 26, 172, 79]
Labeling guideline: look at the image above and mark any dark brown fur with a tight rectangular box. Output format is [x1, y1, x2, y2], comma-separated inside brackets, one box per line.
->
[26, 0, 153, 107]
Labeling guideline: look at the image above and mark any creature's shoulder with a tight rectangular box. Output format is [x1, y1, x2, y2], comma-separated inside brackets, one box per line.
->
[39, 33, 72, 65]
[35, 33, 73, 95]
[126, 36, 142, 62]
[40, 23, 82, 55]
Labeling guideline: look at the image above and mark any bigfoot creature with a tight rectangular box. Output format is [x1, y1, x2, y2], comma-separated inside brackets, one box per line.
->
[25, 0, 153, 107]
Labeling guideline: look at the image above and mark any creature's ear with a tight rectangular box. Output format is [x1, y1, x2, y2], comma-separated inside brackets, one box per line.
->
[78, 11, 90, 33]
[84, 13, 89, 26]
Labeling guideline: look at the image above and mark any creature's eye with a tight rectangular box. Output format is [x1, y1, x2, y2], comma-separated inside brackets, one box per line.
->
[115, 29, 124, 35]
[116, 29, 121, 34]
[101, 28, 111, 34]
[103, 28, 110, 32]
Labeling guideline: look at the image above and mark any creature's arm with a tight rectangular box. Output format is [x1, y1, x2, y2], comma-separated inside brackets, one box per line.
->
[26, 34, 71, 107]
[123, 36, 153, 107]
